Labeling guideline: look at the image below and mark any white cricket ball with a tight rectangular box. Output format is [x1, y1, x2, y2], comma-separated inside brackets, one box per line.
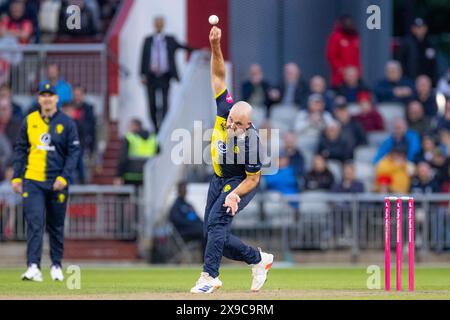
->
[208, 15, 219, 25]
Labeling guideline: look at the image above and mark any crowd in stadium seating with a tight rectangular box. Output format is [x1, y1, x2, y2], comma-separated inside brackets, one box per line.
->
[0, 0, 120, 44]
[240, 16, 450, 197]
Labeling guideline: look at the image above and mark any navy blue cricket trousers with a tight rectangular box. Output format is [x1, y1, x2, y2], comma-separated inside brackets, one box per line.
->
[203, 175, 261, 278]
[23, 179, 68, 268]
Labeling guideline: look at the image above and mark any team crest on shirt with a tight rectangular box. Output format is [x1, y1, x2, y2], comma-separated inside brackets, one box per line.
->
[56, 124, 64, 135]
[40, 133, 51, 145]
[217, 140, 227, 154]
[223, 184, 231, 193]
[37, 133, 56, 151]
[234, 145, 240, 154]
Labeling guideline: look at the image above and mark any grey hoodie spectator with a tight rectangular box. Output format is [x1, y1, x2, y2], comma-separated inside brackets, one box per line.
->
[294, 94, 334, 140]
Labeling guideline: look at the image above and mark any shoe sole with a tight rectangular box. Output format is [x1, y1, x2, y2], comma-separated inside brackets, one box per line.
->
[22, 277, 43, 282]
[251, 255, 274, 292]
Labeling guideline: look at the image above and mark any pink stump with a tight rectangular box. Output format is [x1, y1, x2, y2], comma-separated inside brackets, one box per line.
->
[408, 198, 415, 292]
[384, 198, 391, 291]
[396, 198, 402, 291]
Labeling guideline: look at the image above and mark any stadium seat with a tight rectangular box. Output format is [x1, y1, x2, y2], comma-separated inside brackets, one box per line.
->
[270, 119, 292, 135]
[234, 199, 261, 228]
[378, 103, 405, 132]
[296, 136, 319, 155]
[367, 131, 390, 147]
[354, 146, 378, 164]
[262, 192, 294, 226]
[299, 191, 329, 215]
[354, 162, 375, 192]
[252, 105, 267, 128]
[270, 104, 299, 129]
[327, 160, 342, 183]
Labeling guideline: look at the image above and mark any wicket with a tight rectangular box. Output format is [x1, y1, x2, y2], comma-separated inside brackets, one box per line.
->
[384, 196, 415, 292]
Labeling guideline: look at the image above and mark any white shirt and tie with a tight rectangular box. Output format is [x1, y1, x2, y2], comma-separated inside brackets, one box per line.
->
[150, 33, 169, 76]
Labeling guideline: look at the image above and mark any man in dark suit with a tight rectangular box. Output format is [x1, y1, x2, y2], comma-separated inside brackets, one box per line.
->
[140, 16, 195, 133]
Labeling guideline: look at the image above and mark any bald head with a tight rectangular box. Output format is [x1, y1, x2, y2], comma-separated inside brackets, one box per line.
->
[227, 101, 253, 138]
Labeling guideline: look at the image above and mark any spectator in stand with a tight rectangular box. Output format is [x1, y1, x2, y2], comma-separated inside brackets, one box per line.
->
[303, 154, 335, 191]
[352, 92, 385, 132]
[374, 60, 414, 104]
[400, 18, 438, 85]
[168, 181, 204, 247]
[99, 0, 121, 22]
[414, 75, 438, 117]
[331, 161, 364, 193]
[0, 0, 33, 44]
[0, 134, 11, 176]
[429, 142, 449, 184]
[61, 102, 85, 184]
[406, 100, 430, 137]
[269, 62, 308, 107]
[334, 99, 367, 155]
[414, 135, 439, 165]
[282, 132, 305, 180]
[58, 0, 100, 38]
[0, 97, 20, 148]
[374, 118, 421, 164]
[437, 67, 450, 97]
[0, 165, 19, 240]
[72, 85, 96, 156]
[0, 0, 40, 42]
[308, 75, 335, 112]
[317, 121, 352, 163]
[374, 146, 412, 194]
[293, 93, 334, 145]
[440, 162, 450, 193]
[432, 98, 450, 133]
[326, 14, 361, 89]
[335, 66, 369, 103]
[439, 129, 450, 158]
[410, 161, 440, 194]
[115, 118, 159, 186]
[264, 151, 299, 207]
[241, 64, 273, 115]
[0, 83, 22, 120]
[39, 63, 73, 109]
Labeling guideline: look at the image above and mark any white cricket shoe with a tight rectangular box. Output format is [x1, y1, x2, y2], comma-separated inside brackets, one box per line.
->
[50, 265, 64, 281]
[190, 272, 222, 294]
[251, 250, 274, 292]
[21, 264, 43, 282]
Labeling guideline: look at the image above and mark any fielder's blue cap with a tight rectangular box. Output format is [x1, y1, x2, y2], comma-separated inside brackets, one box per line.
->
[38, 82, 57, 95]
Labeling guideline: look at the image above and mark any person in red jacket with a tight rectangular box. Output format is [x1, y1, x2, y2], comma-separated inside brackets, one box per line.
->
[326, 15, 361, 88]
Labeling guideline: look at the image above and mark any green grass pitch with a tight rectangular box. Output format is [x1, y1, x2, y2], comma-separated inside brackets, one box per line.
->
[0, 266, 449, 300]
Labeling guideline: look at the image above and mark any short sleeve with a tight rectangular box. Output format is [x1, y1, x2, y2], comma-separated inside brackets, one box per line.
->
[245, 133, 262, 175]
[215, 88, 233, 118]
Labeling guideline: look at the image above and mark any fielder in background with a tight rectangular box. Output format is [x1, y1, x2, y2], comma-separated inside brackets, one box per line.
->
[12, 83, 81, 282]
[190, 25, 273, 294]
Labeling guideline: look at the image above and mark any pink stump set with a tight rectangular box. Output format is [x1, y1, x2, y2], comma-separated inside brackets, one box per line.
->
[384, 196, 415, 292]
